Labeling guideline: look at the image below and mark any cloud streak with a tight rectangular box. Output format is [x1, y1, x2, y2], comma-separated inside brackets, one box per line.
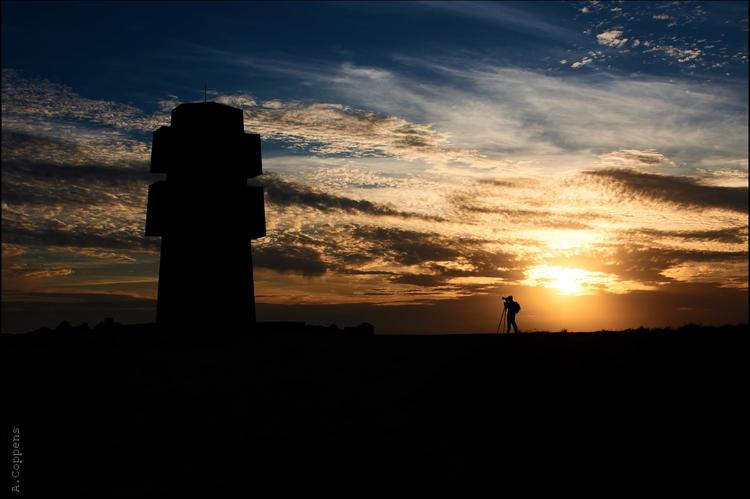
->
[583, 168, 748, 213]
[260, 174, 444, 221]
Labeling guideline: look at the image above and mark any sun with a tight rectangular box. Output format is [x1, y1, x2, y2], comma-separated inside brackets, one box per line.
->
[549, 268, 585, 295]
[522, 265, 604, 295]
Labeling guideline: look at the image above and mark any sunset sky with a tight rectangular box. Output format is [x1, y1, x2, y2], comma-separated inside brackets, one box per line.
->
[2, 1, 748, 333]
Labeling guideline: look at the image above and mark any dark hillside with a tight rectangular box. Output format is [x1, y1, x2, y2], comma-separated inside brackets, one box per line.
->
[4, 324, 747, 496]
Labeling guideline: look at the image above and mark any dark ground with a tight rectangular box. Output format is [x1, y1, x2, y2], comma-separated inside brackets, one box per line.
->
[4, 324, 748, 496]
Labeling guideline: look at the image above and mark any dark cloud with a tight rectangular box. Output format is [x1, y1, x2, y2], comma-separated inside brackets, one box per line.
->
[631, 227, 747, 244]
[1, 133, 154, 253]
[2, 131, 150, 207]
[584, 168, 748, 213]
[251, 224, 523, 288]
[1, 218, 158, 252]
[476, 179, 518, 188]
[2, 170, 148, 207]
[475, 178, 539, 188]
[449, 193, 600, 229]
[389, 274, 449, 287]
[351, 226, 524, 286]
[253, 244, 327, 276]
[2, 158, 151, 185]
[351, 226, 462, 266]
[259, 175, 443, 221]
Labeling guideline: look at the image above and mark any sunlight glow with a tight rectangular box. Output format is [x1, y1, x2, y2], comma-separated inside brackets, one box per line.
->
[525, 229, 602, 252]
[551, 268, 586, 294]
[523, 265, 607, 295]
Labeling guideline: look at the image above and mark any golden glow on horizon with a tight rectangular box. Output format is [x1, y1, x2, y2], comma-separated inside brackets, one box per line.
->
[523, 265, 607, 295]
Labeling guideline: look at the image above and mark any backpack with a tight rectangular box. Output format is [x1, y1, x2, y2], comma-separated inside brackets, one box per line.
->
[511, 302, 521, 314]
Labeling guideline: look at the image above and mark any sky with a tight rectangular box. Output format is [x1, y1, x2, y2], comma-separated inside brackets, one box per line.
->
[1, 1, 748, 333]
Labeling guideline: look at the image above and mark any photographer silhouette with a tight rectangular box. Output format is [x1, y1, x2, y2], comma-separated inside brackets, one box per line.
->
[501, 296, 521, 334]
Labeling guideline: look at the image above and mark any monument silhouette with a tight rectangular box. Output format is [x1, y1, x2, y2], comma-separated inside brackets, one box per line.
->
[145, 102, 265, 331]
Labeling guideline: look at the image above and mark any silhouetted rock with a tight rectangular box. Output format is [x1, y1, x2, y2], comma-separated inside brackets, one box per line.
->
[93, 317, 122, 333]
[55, 320, 72, 331]
[345, 322, 375, 335]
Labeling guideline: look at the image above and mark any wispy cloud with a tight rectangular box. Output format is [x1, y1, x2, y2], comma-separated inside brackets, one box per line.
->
[421, 1, 582, 41]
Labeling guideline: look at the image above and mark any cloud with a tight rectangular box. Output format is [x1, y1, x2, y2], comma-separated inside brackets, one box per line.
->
[11, 59, 746, 175]
[350, 226, 463, 266]
[597, 149, 676, 169]
[2, 64, 747, 308]
[583, 169, 748, 213]
[574, 1, 744, 73]
[3, 159, 149, 185]
[253, 244, 327, 276]
[597, 29, 629, 48]
[1, 214, 158, 252]
[695, 168, 749, 188]
[421, 1, 581, 41]
[53, 246, 138, 263]
[630, 227, 747, 245]
[177, 46, 744, 171]
[215, 95, 494, 168]
[6, 261, 75, 279]
[447, 191, 600, 228]
[346, 225, 523, 286]
[2, 243, 28, 258]
[321, 59, 747, 166]
[476, 178, 527, 188]
[548, 245, 748, 285]
[1, 130, 150, 170]
[253, 223, 523, 293]
[571, 56, 595, 69]
[1, 69, 166, 133]
[260, 174, 443, 221]
[661, 259, 748, 288]
[22, 267, 74, 279]
[648, 45, 702, 63]
[4, 68, 504, 172]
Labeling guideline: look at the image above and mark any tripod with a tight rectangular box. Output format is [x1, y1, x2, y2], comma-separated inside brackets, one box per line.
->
[495, 305, 508, 334]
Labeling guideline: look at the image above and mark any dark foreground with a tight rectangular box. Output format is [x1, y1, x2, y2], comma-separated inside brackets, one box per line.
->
[4, 324, 748, 496]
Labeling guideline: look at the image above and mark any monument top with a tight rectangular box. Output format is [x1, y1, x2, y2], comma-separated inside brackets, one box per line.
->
[171, 102, 244, 134]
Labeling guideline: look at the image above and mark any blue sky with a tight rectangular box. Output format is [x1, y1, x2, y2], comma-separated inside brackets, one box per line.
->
[2, 1, 748, 332]
[4, 2, 747, 112]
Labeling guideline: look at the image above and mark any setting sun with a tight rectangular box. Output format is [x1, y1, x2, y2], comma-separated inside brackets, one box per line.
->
[522, 265, 613, 296]
[550, 268, 586, 295]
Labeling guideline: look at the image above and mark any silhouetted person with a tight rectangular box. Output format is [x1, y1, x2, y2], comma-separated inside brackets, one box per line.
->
[503, 296, 521, 334]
